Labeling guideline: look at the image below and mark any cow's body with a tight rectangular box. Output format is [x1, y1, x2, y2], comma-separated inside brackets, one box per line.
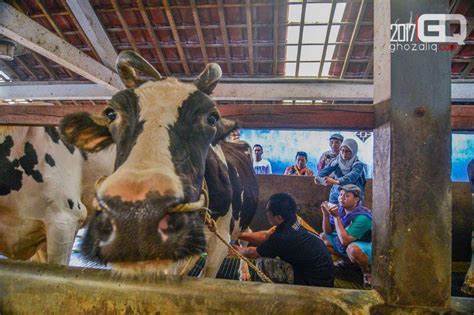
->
[60, 52, 258, 276]
[201, 141, 257, 277]
[0, 126, 113, 265]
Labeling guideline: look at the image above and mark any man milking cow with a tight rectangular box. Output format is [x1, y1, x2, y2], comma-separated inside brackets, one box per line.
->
[231, 193, 335, 287]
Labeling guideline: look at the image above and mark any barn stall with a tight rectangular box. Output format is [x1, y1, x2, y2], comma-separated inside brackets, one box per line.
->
[0, 0, 474, 313]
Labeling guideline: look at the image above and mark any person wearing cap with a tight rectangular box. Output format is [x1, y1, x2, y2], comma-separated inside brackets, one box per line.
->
[316, 138, 367, 204]
[317, 133, 344, 172]
[320, 184, 372, 287]
[232, 193, 335, 287]
[284, 151, 314, 176]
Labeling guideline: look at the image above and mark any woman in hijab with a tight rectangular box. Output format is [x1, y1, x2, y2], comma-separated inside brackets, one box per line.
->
[316, 139, 367, 204]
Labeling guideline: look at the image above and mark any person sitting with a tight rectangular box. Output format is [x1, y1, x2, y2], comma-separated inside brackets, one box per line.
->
[284, 151, 314, 176]
[253, 144, 272, 174]
[316, 138, 366, 204]
[232, 193, 334, 287]
[320, 184, 372, 288]
[317, 133, 344, 172]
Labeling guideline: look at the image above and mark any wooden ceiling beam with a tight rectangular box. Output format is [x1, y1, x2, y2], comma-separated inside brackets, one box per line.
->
[3, 80, 474, 103]
[217, 0, 232, 75]
[1, 104, 472, 131]
[340, 0, 367, 78]
[63, 0, 113, 69]
[15, 55, 40, 80]
[219, 104, 374, 130]
[190, 0, 208, 64]
[34, 0, 77, 79]
[31, 52, 58, 80]
[34, 0, 65, 40]
[0, 3, 122, 91]
[8, 2, 57, 80]
[111, 0, 139, 53]
[162, 0, 190, 75]
[69, 21, 373, 33]
[0, 59, 22, 80]
[245, 0, 254, 76]
[272, 0, 280, 76]
[363, 55, 373, 79]
[460, 60, 474, 79]
[0, 80, 373, 101]
[136, 0, 170, 76]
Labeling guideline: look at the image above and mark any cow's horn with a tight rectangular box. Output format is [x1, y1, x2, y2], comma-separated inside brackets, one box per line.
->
[194, 63, 222, 95]
[116, 50, 162, 88]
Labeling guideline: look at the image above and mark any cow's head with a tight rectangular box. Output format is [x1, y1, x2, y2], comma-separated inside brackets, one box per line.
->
[60, 51, 236, 273]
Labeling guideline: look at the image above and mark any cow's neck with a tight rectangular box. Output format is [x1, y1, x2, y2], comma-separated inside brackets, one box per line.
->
[204, 144, 232, 219]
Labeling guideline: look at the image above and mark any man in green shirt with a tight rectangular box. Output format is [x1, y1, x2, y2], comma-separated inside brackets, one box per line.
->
[321, 184, 372, 287]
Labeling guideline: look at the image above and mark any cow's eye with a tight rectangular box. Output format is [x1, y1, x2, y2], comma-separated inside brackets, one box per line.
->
[207, 112, 219, 127]
[104, 107, 117, 122]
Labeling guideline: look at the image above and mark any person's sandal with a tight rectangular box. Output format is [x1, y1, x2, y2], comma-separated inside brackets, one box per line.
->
[363, 273, 372, 289]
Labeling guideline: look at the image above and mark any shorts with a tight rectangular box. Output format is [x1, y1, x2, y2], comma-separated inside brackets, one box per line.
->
[325, 233, 372, 265]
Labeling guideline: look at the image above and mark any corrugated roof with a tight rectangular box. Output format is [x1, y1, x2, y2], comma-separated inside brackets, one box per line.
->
[0, 0, 472, 99]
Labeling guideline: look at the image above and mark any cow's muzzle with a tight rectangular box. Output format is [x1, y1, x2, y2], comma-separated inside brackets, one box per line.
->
[82, 176, 208, 264]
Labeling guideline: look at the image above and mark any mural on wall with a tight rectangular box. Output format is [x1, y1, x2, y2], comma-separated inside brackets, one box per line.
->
[240, 129, 473, 182]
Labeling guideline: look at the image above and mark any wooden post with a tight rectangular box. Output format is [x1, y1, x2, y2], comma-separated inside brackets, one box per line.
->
[373, 0, 452, 309]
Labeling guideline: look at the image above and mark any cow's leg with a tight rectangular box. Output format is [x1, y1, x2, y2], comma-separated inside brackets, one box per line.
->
[201, 211, 232, 278]
[44, 203, 86, 265]
[45, 218, 78, 265]
[236, 227, 252, 281]
[202, 234, 228, 278]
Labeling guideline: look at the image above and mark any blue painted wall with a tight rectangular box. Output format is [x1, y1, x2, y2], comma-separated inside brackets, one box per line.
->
[240, 130, 473, 181]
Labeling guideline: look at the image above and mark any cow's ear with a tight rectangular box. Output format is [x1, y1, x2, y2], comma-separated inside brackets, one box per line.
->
[214, 118, 238, 143]
[60, 112, 113, 152]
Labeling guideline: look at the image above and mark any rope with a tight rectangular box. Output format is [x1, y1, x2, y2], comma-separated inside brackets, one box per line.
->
[201, 207, 273, 283]
[168, 180, 273, 283]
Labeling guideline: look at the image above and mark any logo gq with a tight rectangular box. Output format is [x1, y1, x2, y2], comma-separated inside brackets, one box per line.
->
[390, 13, 467, 53]
[418, 14, 467, 45]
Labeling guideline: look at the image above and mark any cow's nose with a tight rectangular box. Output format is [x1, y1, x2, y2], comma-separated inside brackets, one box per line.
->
[96, 170, 183, 202]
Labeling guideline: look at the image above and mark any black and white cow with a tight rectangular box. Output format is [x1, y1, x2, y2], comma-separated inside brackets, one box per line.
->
[59, 51, 258, 277]
[0, 126, 113, 264]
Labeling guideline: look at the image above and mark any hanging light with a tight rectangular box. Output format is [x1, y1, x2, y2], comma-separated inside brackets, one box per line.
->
[0, 38, 16, 61]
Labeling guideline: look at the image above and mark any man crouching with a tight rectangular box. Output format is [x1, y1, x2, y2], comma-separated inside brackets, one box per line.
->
[232, 193, 334, 287]
[321, 184, 373, 288]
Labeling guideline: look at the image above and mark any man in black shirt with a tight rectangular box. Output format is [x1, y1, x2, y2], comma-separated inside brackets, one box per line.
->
[233, 193, 334, 287]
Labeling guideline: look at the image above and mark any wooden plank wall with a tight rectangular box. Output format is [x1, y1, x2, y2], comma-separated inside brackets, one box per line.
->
[0, 104, 473, 131]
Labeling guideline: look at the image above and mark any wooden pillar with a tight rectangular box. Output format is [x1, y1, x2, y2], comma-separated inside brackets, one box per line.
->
[373, 0, 452, 309]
